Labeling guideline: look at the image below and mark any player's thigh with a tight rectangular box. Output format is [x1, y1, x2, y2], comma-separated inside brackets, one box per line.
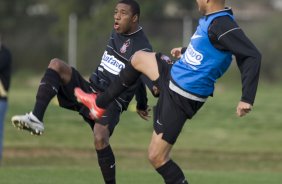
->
[131, 51, 159, 81]
[154, 89, 189, 145]
[148, 131, 172, 157]
[57, 68, 92, 110]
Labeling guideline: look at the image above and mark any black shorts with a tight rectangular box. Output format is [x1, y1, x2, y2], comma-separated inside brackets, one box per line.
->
[153, 53, 204, 145]
[57, 68, 122, 135]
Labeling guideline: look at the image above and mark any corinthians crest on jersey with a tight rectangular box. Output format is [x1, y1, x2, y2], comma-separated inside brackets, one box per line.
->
[120, 39, 131, 54]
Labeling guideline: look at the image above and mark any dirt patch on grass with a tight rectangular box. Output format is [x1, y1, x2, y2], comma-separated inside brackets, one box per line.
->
[3, 147, 282, 172]
[4, 147, 95, 159]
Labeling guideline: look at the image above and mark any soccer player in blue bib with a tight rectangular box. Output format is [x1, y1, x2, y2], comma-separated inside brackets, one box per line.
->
[12, 0, 153, 183]
[75, 0, 261, 183]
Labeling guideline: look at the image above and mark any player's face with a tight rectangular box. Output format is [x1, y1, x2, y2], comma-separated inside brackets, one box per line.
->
[196, 0, 208, 15]
[114, 3, 137, 34]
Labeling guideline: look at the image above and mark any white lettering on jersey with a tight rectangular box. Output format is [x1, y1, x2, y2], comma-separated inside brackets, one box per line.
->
[100, 51, 125, 75]
[183, 43, 203, 70]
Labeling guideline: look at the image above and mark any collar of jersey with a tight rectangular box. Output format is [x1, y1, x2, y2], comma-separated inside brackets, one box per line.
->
[121, 26, 142, 36]
[204, 7, 233, 20]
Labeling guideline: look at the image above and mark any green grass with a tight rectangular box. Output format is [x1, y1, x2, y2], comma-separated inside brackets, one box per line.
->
[1, 74, 282, 184]
[1, 167, 281, 184]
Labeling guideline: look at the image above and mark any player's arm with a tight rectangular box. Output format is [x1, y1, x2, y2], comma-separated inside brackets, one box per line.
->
[209, 16, 261, 117]
[135, 77, 151, 121]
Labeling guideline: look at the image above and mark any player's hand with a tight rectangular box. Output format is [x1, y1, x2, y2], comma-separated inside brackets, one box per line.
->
[236, 101, 252, 117]
[152, 85, 160, 97]
[136, 107, 151, 121]
[171, 47, 182, 59]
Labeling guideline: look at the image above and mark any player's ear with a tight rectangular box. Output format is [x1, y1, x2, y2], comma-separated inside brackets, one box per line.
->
[132, 14, 138, 23]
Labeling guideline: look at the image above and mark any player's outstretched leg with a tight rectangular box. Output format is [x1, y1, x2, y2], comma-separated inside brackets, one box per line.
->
[74, 87, 105, 119]
[11, 112, 44, 135]
[11, 58, 71, 135]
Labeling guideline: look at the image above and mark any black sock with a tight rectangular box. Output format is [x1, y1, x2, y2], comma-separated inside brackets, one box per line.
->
[32, 68, 61, 121]
[96, 62, 141, 108]
[96, 145, 116, 184]
[156, 160, 189, 184]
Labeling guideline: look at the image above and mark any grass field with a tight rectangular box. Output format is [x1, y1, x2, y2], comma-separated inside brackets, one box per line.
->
[1, 72, 282, 184]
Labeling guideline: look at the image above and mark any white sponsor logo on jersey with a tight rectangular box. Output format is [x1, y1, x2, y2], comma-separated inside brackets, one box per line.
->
[183, 43, 203, 70]
[100, 51, 125, 75]
[191, 33, 203, 40]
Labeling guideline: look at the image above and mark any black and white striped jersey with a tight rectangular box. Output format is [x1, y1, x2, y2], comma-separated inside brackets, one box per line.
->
[90, 27, 152, 110]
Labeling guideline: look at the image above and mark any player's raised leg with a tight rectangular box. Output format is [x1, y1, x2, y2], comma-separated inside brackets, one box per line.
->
[11, 58, 72, 135]
[130, 51, 159, 82]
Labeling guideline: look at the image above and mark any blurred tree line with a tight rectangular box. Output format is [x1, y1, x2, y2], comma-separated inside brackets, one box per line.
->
[0, 0, 194, 73]
[0, 0, 281, 82]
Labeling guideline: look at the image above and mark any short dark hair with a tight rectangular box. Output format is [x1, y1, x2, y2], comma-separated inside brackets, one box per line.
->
[118, 0, 140, 19]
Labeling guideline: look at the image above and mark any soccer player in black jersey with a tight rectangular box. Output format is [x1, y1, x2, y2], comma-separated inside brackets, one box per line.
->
[11, 0, 152, 183]
[74, 0, 261, 183]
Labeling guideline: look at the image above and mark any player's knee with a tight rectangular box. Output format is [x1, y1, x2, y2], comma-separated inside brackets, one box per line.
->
[48, 58, 64, 71]
[94, 125, 110, 149]
[131, 50, 144, 69]
[148, 150, 166, 168]
[48, 58, 72, 82]
[94, 133, 109, 149]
